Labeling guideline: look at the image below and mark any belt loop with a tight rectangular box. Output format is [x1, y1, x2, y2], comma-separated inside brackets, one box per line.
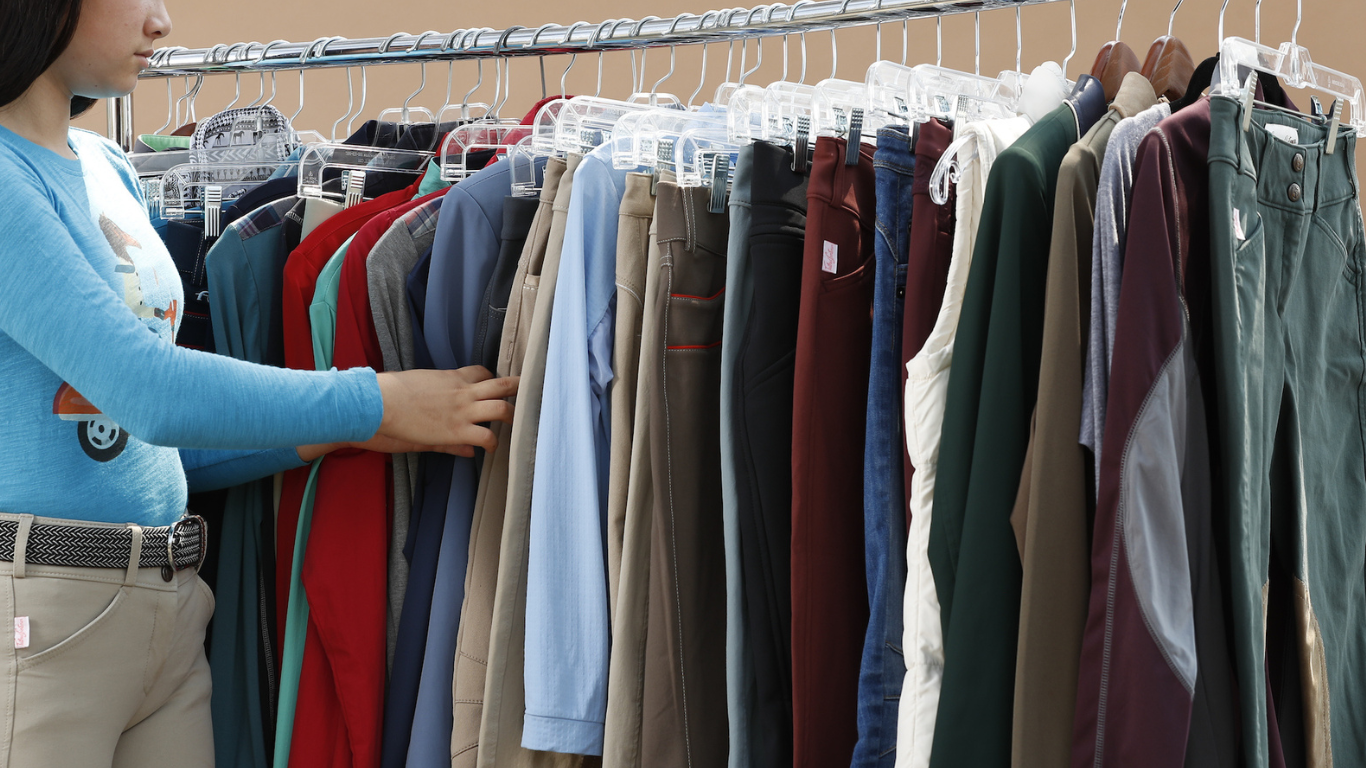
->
[13, 515, 34, 579]
[125, 524, 143, 586]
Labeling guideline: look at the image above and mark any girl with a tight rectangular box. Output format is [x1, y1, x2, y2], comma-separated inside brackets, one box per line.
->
[0, 1, 517, 763]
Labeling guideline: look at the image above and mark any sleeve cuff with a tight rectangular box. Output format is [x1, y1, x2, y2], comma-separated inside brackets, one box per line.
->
[520, 713, 605, 757]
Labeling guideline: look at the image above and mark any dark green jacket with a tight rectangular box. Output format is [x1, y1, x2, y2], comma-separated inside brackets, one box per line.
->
[926, 103, 1079, 768]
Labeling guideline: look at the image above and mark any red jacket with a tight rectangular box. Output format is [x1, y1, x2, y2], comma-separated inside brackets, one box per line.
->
[290, 187, 449, 768]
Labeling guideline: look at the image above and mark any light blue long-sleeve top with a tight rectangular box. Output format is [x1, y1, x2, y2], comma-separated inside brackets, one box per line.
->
[0, 125, 383, 527]
[522, 141, 639, 755]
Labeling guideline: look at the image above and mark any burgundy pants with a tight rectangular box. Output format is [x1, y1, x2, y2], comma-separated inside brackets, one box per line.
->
[791, 136, 877, 768]
[900, 118, 956, 526]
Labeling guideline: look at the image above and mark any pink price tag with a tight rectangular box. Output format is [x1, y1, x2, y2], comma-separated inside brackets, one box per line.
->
[822, 241, 839, 274]
[14, 617, 29, 650]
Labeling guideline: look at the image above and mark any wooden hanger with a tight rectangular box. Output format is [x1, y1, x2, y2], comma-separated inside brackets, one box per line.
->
[1141, 37, 1195, 100]
[1090, 0, 1143, 101]
[1142, 0, 1196, 100]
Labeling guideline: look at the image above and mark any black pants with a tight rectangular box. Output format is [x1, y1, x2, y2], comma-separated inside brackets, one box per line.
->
[732, 140, 808, 768]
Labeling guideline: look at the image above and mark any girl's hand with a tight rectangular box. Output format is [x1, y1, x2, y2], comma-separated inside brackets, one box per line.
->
[372, 366, 518, 454]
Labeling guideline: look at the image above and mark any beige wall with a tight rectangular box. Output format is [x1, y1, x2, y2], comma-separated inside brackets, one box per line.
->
[76, 0, 1366, 158]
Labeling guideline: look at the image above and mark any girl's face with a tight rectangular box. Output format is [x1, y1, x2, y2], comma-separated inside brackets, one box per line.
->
[49, 0, 171, 100]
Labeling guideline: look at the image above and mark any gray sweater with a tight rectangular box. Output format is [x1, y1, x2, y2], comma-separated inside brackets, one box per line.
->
[1080, 101, 1172, 485]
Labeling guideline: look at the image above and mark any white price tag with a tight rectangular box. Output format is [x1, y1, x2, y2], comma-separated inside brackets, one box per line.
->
[822, 241, 839, 274]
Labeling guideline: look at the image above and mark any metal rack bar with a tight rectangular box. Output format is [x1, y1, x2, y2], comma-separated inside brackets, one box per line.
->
[115, 0, 1062, 149]
[135, 0, 1061, 77]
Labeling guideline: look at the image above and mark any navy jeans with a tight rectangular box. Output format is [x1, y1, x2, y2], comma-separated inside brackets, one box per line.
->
[852, 126, 913, 768]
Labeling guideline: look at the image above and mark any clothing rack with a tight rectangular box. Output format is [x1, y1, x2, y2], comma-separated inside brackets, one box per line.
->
[113, 0, 1067, 150]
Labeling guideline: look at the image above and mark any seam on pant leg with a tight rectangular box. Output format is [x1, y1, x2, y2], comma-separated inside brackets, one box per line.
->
[1, 575, 12, 768]
[660, 248, 695, 768]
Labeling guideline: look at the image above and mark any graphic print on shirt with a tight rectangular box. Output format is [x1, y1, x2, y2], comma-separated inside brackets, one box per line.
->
[52, 214, 179, 462]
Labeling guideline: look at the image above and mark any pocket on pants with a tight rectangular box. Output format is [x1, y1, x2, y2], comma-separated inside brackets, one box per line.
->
[12, 576, 128, 670]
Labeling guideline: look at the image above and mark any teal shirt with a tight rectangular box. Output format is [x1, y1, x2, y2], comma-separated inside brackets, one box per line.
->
[0, 125, 384, 527]
[274, 237, 350, 766]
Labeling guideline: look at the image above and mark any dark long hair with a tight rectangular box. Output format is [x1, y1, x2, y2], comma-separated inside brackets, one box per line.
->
[0, 0, 97, 118]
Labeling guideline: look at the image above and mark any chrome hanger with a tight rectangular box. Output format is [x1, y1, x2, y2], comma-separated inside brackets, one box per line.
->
[687, 12, 721, 107]
[631, 17, 660, 95]
[528, 23, 558, 98]
[380, 31, 442, 125]
[294, 37, 338, 128]
[560, 22, 591, 98]
[221, 42, 255, 110]
[247, 40, 288, 110]
[460, 29, 494, 120]
[650, 13, 690, 106]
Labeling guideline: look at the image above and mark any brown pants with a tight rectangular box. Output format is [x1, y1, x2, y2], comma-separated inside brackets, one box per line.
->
[639, 181, 731, 768]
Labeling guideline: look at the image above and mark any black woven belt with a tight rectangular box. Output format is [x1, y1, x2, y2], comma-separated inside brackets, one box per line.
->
[0, 516, 206, 570]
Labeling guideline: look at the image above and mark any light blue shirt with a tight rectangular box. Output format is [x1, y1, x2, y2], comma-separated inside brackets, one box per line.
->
[522, 141, 639, 755]
[0, 125, 382, 527]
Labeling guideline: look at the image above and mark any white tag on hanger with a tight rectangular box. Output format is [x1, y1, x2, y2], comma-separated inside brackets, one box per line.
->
[1264, 124, 1300, 145]
[1234, 209, 1247, 242]
[822, 241, 839, 274]
[14, 617, 29, 649]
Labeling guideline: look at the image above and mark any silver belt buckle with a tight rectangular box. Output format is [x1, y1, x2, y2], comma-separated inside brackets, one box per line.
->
[169, 515, 208, 572]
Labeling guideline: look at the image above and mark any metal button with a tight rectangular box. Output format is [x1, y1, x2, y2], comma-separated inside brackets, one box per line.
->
[1289, 183, 1303, 202]
[1293, 153, 1306, 172]
[161, 565, 174, 582]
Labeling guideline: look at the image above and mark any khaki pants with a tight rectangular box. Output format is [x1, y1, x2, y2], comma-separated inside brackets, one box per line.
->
[451, 158, 569, 768]
[605, 172, 656, 617]
[0, 514, 215, 767]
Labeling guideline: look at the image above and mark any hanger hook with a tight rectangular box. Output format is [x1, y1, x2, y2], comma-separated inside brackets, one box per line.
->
[688, 11, 720, 107]
[560, 22, 590, 97]
[1219, 0, 1230, 44]
[155, 79, 175, 135]
[902, 17, 908, 66]
[1170, 0, 1185, 38]
[439, 28, 464, 118]
[493, 26, 526, 118]
[1116, 0, 1129, 41]
[248, 40, 287, 109]
[1062, 0, 1076, 78]
[298, 36, 337, 126]
[630, 17, 660, 93]
[975, 12, 981, 76]
[223, 42, 254, 110]
[739, 6, 768, 86]
[400, 31, 440, 122]
[332, 69, 353, 141]
[1291, 0, 1302, 48]
[936, 16, 942, 68]
[831, 0, 857, 80]
[1016, 5, 1023, 73]
[460, 28, 493, 119]
[347, 65, 369, 136]
[588, 19, 618, 98]
[528, 23, 559, 99]
[652, 14, 690, 98]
